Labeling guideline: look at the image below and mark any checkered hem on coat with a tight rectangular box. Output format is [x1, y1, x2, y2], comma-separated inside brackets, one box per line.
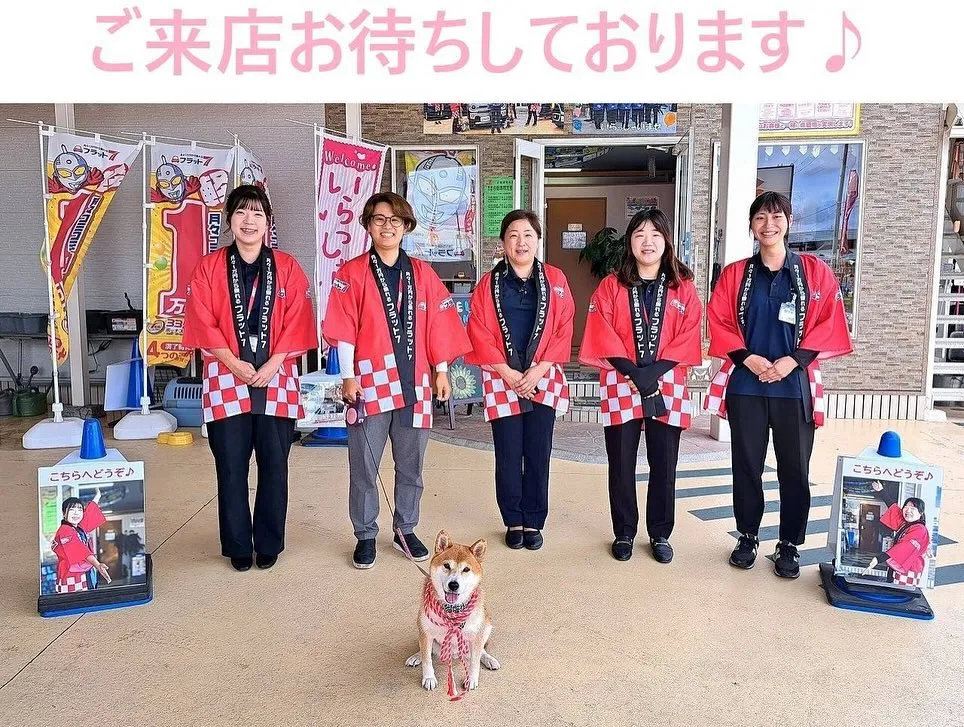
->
[202, 358, 302, 422]
[357, 354, 434, 428]
[481, 364, 570, 422]
[599, 365, 692, 429]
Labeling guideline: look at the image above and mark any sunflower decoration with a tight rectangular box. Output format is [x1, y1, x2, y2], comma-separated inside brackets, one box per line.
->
[448, 363, 478, 400]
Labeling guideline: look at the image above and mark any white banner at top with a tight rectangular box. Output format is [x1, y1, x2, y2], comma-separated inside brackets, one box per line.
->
[1, 1, 962, 102]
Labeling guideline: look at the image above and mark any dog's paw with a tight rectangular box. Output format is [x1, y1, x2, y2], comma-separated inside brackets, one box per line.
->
[464, 676, 479, 690]
[405, 653, 422, 667]
[421, 676, 438, 691]
[480, 652, 501, 671]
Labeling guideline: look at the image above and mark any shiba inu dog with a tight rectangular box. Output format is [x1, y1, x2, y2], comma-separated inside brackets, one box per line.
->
[405, 530, 500, 695]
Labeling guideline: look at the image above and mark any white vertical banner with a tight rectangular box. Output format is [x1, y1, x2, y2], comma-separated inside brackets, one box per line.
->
[314, 131, 387, 325]
[234, 141, 278, 249]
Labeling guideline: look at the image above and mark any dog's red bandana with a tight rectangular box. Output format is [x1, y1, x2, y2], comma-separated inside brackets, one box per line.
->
[422, 579, 480, 701]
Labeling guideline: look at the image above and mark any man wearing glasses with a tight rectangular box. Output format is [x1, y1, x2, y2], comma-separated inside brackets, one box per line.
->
[322, 192, 472, 569]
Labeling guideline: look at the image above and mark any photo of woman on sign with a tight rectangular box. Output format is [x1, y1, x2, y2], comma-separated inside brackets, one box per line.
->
[51, 489, 111, 593]
[861, 481, 931, 587]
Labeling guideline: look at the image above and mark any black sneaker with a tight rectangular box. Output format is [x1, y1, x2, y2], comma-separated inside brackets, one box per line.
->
[650, 538, 674, 564]
[393, 532, 430, 561]
[773, 541, 800, 579]
[611, 537, 634, 561]
[353, 539, 376, 569]
[729, 533, 759, 569]
[505, 529, 525, 549]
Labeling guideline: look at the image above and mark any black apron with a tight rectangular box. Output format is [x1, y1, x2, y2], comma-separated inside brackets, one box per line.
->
[370, 248, 418, 426]
[226, 244, 276, 413]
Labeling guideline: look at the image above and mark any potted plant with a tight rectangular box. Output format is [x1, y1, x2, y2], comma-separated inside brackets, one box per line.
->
[578, 227, 625, 279]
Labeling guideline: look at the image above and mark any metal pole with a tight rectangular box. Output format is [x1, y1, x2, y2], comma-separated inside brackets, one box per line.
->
[141, 135, 151, 414]
[233, 133, 240, 188]
[37, 124, 63, 421]
[314, 124, 323, 357]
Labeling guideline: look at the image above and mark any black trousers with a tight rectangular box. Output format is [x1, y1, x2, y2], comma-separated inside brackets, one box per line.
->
[489, 402, 556, 529]
[207, 413, 295, 558]
[604, 417, 681, 540]
[726, 394, 815, 545]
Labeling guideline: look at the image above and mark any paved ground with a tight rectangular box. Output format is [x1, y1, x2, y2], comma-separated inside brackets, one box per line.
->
[1, 414, 962, 726]
[434, 406, 730, 464]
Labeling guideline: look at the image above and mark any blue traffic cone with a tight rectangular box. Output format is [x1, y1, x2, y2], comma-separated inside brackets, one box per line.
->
[325, 348, 341, 376]
[80, 417, 107, 459]
[126, 337, 153, 409]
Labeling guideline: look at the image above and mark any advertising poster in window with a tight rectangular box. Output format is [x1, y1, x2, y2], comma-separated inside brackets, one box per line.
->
[756, 141, 863, 331]
[394, 148, 479, 263]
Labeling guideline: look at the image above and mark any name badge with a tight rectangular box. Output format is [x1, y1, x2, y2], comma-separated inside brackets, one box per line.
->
[778, 296, 797, 325]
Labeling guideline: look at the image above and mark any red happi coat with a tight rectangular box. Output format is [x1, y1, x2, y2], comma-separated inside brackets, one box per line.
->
[183, 247, 318, 423]
[465, 262, 575, 422]
[579, 274, 703, 429]
[704, 253, 853, 427]
[321, 251, 472, 428]
[880, 506, 931, 587]
[51, 501, 106, 594]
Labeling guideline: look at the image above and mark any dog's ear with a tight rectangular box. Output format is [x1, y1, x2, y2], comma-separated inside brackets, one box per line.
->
[435, 530, 451, 554]
[470, 538, 487, 562]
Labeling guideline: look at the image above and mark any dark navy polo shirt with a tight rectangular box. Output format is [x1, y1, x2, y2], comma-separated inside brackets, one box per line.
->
[728, 254, 803, 399]
[502, 265, 537, 368]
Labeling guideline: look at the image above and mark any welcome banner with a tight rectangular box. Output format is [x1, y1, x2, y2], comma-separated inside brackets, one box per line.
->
[146, 141, 235, 368]
[235, 144, 278, 249]
[315, 133, 386, 322]
[42, 130, 141, 365]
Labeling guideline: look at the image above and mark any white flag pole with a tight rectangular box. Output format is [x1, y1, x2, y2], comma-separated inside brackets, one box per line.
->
[314, 124, 324, 357]
[22, 123, 84, 448]
[114, 134, 177, 440]
[233, 133, 241, 188]
[139, 134, 151, 415]
[38, 124, 63, 420]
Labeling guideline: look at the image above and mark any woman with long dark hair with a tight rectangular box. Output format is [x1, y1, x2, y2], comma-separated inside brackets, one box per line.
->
[863, 482, 931, 587]
[50, 489, 110, 592]
[579, 209, 703, 562]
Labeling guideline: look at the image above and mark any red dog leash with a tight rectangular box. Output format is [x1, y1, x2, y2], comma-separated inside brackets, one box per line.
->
[354, 408, 472, 700]
[357, 420, 431, 578]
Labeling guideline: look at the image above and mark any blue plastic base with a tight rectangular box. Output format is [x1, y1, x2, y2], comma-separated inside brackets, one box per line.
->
[301, 427, 348, 447]
[818, 562, 934, 620]
[40, 594, 154, 619]
[39, 554, 154, 618]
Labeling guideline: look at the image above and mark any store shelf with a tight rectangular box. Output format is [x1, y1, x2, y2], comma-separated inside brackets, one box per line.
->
[0, 332, 137, 340]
